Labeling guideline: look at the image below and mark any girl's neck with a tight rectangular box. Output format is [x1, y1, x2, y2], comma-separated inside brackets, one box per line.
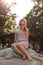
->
[20, 28, 24, 31]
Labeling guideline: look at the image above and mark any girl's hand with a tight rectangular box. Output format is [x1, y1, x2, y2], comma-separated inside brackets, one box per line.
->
[24, 29, 30, 39]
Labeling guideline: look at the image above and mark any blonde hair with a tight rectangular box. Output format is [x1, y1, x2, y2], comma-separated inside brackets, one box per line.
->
[19, 19, 27, 25]
[19, 19, 28, 31]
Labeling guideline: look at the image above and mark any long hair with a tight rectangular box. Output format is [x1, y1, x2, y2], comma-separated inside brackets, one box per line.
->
[19, 19, 27, 25]
[19, 19, 27, 31]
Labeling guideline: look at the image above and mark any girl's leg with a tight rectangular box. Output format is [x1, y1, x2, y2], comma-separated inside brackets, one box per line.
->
[11, 43, 25, 59]
[17, 43, 32, 61]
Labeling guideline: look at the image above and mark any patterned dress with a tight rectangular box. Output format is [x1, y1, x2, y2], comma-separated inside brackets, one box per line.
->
[15, 29, 29, 49]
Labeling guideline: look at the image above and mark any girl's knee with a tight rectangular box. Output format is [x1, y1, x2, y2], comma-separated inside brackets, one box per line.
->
[11, 43, 22, 48]
[18, 43, 23, 47]
[11, 43, 16, 48]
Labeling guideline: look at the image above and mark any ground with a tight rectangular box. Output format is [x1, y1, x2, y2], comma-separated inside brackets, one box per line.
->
[0, 57, 43, 65]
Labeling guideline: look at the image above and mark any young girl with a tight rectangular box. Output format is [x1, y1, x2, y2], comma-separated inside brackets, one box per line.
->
[11, 19, 32, 61]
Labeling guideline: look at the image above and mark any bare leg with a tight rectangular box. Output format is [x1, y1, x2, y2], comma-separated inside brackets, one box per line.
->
[11, 44, 26, 59]
[11, 43, 32, 61]
[17, 43, 32, 61]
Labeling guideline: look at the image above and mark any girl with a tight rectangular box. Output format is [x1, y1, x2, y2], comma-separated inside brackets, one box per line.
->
[11, 19, 32, 61]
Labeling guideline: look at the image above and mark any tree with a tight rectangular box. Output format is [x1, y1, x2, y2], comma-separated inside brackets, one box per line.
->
[32, 0, 42, 5]
[24, 0, 43, 50]
[0, 0, 16, 35]
[3, 17, 16, 34]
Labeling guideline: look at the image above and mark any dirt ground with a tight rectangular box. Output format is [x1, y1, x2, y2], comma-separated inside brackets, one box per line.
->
[0, 57, 43, 65]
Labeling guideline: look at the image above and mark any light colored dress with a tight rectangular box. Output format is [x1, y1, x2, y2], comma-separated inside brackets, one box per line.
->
[15, 29, 29, 49]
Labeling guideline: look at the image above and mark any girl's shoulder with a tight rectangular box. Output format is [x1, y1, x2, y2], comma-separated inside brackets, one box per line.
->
[26, 28, 29, 32]
[15, 29, 20, 33]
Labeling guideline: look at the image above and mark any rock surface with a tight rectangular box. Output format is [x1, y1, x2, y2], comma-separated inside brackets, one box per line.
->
[0, 57, 43, 65]
[0, 48, 43, 65]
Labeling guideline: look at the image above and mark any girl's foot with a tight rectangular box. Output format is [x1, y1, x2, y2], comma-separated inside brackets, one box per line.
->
[22, 55, 26, 60]
[27, 56, 32, 61]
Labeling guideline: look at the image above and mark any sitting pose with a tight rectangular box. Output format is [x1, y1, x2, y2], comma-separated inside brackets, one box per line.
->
[11, 19, 32, 61]
[0, 19, 42, 61]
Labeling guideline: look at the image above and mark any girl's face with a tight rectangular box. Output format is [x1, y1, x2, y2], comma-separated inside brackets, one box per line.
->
[19, 21, 26, 29]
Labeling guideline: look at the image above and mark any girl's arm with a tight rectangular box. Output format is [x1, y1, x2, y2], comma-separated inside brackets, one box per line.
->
[14, 33, 17, 42]
[25, 29, 30, 40]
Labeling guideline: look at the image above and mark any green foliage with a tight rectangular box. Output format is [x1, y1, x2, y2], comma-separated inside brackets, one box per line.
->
[24, 0, 43, 44]
[3, 17, 16, 34]
[0, 0, 16, 35]
[32, 0, 42, 4]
